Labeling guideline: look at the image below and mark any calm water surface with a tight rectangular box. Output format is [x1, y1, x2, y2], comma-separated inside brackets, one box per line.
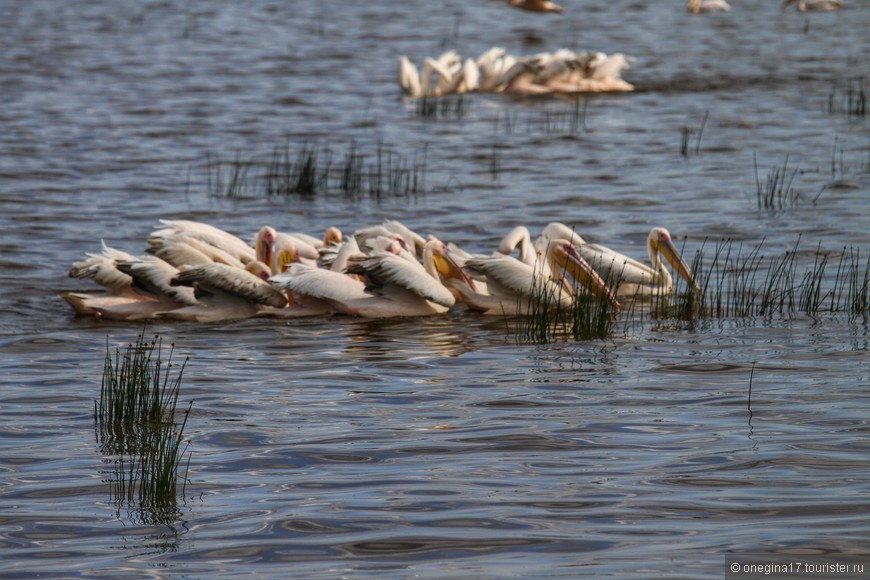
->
[1, 0, 868, 578]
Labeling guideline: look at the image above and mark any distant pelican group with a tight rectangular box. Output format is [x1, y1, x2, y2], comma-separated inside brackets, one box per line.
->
[63, 219, 699, 322]
[398, 48, 635, 98]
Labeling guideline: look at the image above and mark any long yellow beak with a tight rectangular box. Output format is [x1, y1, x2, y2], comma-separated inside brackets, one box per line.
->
[433, 251, 477, 292]
[259, 238, 273, 271]
[659, 238, 700, 292]
[558, 244, 621, 309]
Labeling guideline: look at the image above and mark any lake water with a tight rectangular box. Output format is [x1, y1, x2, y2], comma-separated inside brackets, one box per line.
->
[1, 0, 868, 578]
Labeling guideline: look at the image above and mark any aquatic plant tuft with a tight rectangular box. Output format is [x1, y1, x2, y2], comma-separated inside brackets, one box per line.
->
[95, 330, 192, 524]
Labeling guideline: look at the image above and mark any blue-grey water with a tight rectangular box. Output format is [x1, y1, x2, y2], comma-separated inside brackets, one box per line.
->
[1, 1, 868, 578]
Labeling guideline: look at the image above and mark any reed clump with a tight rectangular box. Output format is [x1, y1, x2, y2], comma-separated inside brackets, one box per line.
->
[265, 143, 331, 197]
[489, 102, 589, 138]
[360, 141, 428, 198]
[489, 141, 504, 180]
[208, 140, 429, 199]
[827, 77, 866, 118]
[754, 154, 801, 211]
[206, 153, 254, 198]
[516, 274, 619, 343]
[531, 98, 589, 135]
[517, 237, 869, 343]
[96, 332, 192, 523]
[680, 111, 708, 158]
[640, 238, 870, 325]
[414, 95, 470, 120]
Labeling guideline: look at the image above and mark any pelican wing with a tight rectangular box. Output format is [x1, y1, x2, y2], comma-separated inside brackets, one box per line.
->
[495, 57, 538, 89]
[150, 219, 256, 264]
[148, 232, 245, 268]
[69, 254, 133, 294]
[464, 254, 537, 297]
[271, 264, 367, 307]
[116, 256, 199, 306]
[172, 263, 287, 308]
[348, 254, 455, 307]
[578, 244, 654, 285]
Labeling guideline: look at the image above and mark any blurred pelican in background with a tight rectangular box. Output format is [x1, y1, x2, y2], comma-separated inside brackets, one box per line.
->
[782, 0, 843, 11]
[686, 0, 731, 13]
[507, 0, 564, 14]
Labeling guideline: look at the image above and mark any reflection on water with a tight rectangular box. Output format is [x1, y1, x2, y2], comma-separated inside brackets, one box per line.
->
[1, 0, 869, 577]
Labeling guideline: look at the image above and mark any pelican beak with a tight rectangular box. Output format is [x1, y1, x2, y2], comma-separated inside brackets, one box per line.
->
[259, 238, 273, 269]
[658, 238, 700, 293]
[560, 244, 621, 309]
[433, 250, 477, 292]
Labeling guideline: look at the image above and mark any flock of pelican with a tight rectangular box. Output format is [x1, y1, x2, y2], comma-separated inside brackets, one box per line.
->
[396, 0, 845, 97]
[63, 219, 699, 323]
[398, 47, 634, 98]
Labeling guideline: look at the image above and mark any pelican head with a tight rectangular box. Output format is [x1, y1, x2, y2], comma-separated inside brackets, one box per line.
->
[649, 228, 699, 293]
[255, 226, 278, 269]
[323, 226, 343, 247]
[245, 260, 272, 281]
[427, 241, 477, 293]
[271, 237, 299, 274]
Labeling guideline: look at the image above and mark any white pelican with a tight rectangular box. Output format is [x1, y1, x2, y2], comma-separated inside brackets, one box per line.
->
[783, 0, 843, 11]
[353, 220, 427, 257]
[269, 239, 467, 318]
[146, 231, 245, 268]
[148, 219, 256, 265]
[476, 47, 511, 92]
[261, 235, 374, 318]
[254, 226, 342, 274]
[449, 238, 617, 316]
[548, 225, 700, 298]
[507, 0, 565, 14]
[530, 50, 589, 93]
[67, 243, 138, 298]
[587, 53, 634, 90]
[255, 226, 306, 274]
[267, 226, 341, 254]
[428, 56, 481, 96]
[495, 55, 557, 95]
[498, 225, 537, 267]
[398, 51, 463, 97]
[494, 50, 635, 94]
[398, 56, 423, 97]
[157, 262, 288, 322]
[64, 246, 144, 319]
[271, 261, 373, 317]
[457, 58, 481, 93]
[686, 0, 731, 13]
[432, 51, 463, 96]
[63, 246, 199, 320]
